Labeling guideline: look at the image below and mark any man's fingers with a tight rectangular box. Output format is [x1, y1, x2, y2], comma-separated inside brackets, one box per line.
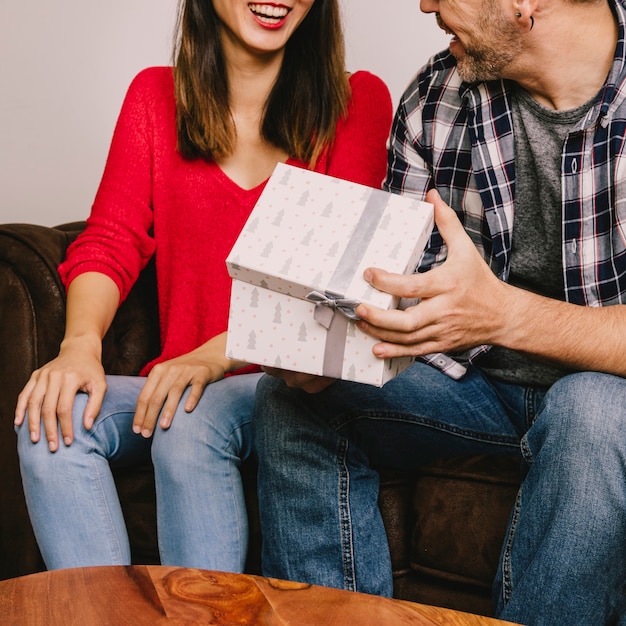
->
[362, 267, 425, 300]
[357, 302, 421, 333]
[426, 188, 476, 257]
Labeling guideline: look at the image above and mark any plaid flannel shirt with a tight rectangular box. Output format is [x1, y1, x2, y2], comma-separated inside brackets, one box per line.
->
[384, 0, 626, 379]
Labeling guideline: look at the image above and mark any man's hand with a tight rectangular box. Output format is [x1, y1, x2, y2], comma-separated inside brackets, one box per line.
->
[261, 368, 336, 394]
[260, 189, 505, 390]
[355, 188, 508, 359]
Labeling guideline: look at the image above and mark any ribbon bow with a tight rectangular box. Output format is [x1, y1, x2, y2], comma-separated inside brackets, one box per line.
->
[305, 290, 361, 330]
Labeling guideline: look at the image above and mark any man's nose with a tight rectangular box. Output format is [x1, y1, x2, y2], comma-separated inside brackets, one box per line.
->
[420, 0, 439, 14]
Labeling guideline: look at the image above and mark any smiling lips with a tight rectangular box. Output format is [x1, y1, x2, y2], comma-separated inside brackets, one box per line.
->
[248, 3, 291, 25]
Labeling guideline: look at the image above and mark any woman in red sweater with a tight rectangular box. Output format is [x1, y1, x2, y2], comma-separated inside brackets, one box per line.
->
[15, 0, 392, 571]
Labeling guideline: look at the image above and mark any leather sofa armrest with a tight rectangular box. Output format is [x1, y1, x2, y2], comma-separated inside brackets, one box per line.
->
[0, 222, 83, 378]
[0, 221, 161, 380]
[0, 221, 161, 580]
[0, 221, 84, 579]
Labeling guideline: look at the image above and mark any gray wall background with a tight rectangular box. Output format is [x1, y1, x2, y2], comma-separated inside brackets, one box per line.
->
[0, 1, 448, 225]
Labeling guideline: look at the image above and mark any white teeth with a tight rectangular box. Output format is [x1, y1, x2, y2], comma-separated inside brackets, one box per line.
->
[248, 3, 290, 21]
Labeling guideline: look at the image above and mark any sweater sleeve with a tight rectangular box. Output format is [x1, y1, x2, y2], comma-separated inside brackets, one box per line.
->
[58, 68, 163, 301]
[323, 71, 393, 189]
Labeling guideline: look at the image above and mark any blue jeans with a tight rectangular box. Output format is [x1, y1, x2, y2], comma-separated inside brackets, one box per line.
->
[16, 372, 261, 572]
[252, 362, 626, 626]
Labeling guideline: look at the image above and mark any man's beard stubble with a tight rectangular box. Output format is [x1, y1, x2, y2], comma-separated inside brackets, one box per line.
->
[437, 8, 522, 83]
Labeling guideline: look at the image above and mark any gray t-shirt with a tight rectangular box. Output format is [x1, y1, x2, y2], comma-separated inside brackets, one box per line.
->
[477, 85, 595, 386]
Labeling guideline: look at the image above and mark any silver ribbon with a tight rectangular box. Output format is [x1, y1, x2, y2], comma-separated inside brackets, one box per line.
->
[308, 188, 389, 377]
[305, 290, 360, 330]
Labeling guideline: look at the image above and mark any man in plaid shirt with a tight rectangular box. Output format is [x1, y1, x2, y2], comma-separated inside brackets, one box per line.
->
[254, 0, 626, 623]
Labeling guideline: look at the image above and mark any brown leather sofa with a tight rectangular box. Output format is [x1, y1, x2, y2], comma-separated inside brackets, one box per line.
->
[0, 221, 522, 617]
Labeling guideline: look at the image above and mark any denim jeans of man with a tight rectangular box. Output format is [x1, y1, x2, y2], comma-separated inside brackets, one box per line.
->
[16, 372, 262, 572]
[253, 362, 626, 626]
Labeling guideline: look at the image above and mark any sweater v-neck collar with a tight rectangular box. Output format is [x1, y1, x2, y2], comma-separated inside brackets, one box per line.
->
[212, 157, 301, 195]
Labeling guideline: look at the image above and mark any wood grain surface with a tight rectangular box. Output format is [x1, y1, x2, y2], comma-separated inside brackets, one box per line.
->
[0, 566, 521, 625]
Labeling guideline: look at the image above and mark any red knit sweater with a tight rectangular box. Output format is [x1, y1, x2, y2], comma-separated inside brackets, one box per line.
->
[59, 67, 393, 374]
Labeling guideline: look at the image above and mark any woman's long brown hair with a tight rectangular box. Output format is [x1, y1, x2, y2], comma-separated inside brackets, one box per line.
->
[173, 0, 350, 166]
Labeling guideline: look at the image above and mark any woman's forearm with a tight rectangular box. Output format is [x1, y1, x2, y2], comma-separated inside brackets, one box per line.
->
[61, 272, 121, 357]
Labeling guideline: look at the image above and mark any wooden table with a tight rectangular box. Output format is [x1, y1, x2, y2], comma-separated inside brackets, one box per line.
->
[0, 566, 520, 625]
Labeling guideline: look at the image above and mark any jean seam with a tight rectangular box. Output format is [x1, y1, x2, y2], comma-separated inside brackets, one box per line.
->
[336, 435, 357, 592]
[523, 387, 545, 432]
[330, 411, 520, 449]
[500, 488, 522, 607]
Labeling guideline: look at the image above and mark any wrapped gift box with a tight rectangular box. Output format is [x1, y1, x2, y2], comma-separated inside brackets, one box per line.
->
[226, 163, 434, 386]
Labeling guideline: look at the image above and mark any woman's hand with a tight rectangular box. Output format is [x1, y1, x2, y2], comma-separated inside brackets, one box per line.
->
[14, 272, 119, 452]
[14, 337, 107, 452]
[132, 332, 238, 437]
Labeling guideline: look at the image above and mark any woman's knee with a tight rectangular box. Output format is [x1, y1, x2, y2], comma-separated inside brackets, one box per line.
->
[152, 377, 257, 471]
[16, 430, 56, 482]
[151, 410, 191, 475]
[16, 393, 90, 479]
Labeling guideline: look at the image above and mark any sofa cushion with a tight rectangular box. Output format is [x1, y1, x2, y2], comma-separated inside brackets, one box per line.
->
[410, 455, 520, 589]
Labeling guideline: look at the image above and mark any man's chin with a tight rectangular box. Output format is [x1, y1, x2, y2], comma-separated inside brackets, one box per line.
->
[455, 57, 499, 83]
[448, 46, 476, 81]
[454, 59, 478, 83]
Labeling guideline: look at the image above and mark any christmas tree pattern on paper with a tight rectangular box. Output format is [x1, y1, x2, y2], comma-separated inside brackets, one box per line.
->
[272, 209, 285, 227]
[389, 241, 402, 260]
[311, 271, 323, 289]
[298, 323, 308, 342]
[273, 303, 282, 324]
[360, 284, 376, 301]
[301, 229, 314, 246]
[247, 217, 260, 233]
[297, 190, 310, 206]
[279, 167, 291, 185]
[261, 242, 273, 258]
